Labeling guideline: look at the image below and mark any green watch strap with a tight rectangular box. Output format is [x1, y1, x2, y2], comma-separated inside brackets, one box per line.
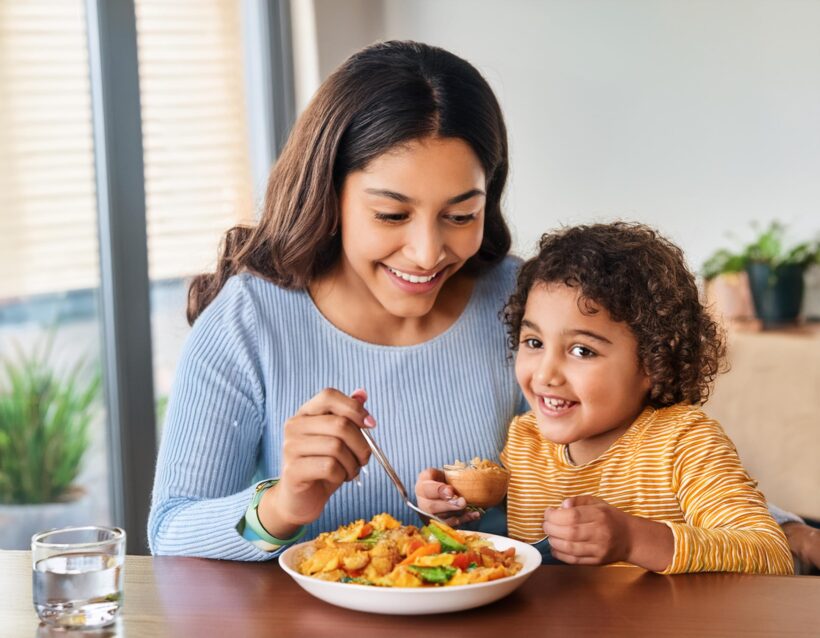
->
[245, 479, 306, 546]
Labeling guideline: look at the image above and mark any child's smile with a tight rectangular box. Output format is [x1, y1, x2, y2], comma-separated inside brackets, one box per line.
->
[514, 283, 652, 465]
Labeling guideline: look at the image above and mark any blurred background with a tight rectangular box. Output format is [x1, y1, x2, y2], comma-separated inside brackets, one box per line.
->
[0, 0, 817, 552]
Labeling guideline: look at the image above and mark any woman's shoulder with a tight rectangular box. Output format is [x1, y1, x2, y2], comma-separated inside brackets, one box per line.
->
[473, 255, 523, 304]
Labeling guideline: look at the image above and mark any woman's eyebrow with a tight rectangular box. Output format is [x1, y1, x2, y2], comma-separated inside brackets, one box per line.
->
[364, 188, 486, 205]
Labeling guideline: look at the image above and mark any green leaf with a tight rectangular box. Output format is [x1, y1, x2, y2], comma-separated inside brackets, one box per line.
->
[408, 565, 457, 584]
[0, 334, 99, 504]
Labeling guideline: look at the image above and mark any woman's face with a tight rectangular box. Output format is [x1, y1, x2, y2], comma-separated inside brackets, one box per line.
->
[337, 136, 486, 319]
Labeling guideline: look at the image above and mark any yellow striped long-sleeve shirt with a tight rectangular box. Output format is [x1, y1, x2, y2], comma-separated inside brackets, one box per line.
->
[499, 404, 793, 575]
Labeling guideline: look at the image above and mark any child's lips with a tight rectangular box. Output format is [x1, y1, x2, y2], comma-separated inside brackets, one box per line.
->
[537, 395, 579, 417]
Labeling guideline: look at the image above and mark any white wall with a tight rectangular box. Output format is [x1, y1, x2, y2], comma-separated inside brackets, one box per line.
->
[308, 0, 820, 270]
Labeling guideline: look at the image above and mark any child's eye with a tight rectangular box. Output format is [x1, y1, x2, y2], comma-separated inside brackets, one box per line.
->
[521, 337, 542, 350]
[444, 213, 478, 225]
[570, 345, 596, 358]
[374, 212, 408, 223]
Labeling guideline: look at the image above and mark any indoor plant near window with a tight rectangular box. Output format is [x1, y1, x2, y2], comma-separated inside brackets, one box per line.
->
[0, 338, 100, 549]
[702, 248, 755, 323]
[702, 222, 819, 328]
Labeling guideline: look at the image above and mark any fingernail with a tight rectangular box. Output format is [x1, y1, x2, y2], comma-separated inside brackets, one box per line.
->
[470, 511, 481, 520]
[448, 497, 465, 507]
[562, 499, 571, 508]
[364, 415, 376, 428]
[352, 388, 367, 403]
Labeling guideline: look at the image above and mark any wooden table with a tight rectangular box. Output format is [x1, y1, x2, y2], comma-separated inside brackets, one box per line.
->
[2, 552, 818, 637]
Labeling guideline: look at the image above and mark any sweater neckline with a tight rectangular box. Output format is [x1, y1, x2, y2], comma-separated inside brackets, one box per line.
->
[556, 406, 657, 469]
[303, 273, 485, 352]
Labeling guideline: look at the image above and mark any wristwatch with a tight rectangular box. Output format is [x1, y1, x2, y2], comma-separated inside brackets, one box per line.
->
[244, 479, 306, 546]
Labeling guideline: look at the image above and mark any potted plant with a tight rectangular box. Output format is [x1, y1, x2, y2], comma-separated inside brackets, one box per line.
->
[0, 337, 101, 549]
[702, 222, 819, 328]
[701, 248, 755, 323]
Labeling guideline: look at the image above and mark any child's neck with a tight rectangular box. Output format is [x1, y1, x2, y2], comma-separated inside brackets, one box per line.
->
[566, 406, 649, 466]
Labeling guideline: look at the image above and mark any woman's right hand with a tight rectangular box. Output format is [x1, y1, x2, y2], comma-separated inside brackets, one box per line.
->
[257, 388, 374, 538]
[415, 468, 481, 527]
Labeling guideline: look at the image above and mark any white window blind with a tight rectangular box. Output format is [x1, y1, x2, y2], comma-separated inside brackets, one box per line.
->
[0, 1, 255, 302]
[135, 0, 255, 281]
[0, 0, 99, 300]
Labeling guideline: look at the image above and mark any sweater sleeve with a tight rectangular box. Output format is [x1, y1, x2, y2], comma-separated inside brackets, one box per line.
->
[148, 276, 276, 560]
[662, 413, 793, 575]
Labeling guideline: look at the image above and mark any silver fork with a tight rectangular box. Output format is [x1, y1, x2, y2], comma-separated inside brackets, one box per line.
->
[360, 428, 447, 526]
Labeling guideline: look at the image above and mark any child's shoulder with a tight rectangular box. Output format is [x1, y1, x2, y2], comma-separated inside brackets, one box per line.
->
[506, 411, 543, 441]
[646, 404, 732, 447]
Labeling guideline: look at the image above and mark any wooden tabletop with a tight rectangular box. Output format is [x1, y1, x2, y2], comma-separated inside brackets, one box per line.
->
[3, 551, 818, 637]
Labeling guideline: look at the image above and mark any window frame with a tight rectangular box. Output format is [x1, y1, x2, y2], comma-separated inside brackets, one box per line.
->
[84, 0, 294, 554]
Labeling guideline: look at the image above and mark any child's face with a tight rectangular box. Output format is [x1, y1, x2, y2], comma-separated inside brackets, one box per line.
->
[515, 283, 652, 462]
[335, 136, 486, 320]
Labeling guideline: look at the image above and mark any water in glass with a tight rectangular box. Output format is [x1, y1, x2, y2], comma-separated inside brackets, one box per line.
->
[31, 526, 125, 629]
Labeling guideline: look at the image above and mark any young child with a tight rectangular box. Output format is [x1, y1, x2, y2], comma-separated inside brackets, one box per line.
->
[419, 222, 793, 574]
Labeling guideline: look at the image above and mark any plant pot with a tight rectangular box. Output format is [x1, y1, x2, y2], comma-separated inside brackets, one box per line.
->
[745, 262, 805, 327]
[704, 272, 755, 322]
[0, 486, 93, 550]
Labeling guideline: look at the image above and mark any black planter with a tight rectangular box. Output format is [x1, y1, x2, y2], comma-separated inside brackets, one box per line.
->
[745, 262, 805, 326]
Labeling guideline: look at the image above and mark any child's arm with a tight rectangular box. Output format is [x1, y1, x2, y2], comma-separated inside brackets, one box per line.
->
[543, 496, 674, 571]
[662, 415, 793, 575]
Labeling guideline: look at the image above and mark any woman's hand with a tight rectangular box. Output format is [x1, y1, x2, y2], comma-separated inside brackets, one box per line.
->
[415, 468, 481, 527]
[543, 495, 673, 572]
[257, 388, 374, 538]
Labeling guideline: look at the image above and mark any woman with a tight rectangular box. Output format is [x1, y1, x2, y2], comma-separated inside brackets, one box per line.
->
[148, 40, 523, 560]
[149, 40, 813, 567]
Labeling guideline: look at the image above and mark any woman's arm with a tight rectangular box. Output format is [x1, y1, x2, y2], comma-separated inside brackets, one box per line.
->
[148, 277, 273, 559]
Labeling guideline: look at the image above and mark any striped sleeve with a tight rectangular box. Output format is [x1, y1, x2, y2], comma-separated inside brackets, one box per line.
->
[663, 415, 793, 575]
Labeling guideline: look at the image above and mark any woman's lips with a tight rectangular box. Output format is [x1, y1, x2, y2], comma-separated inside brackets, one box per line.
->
[381, 263, 446, 294]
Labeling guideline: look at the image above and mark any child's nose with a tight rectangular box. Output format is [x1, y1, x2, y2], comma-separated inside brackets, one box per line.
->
[535, 351, 564, 387]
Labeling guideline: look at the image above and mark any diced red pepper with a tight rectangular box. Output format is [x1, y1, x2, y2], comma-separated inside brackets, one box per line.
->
[358, 523, 373, 539]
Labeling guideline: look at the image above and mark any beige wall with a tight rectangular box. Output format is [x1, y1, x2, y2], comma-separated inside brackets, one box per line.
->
[305, 0, 820, 275]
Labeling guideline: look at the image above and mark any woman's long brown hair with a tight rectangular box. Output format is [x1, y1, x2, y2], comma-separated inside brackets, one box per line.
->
[187, 41, 512, 325]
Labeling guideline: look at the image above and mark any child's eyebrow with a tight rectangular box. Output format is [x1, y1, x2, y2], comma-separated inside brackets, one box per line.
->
[565, 329, 612, 345]
[520, 318, 540, 332]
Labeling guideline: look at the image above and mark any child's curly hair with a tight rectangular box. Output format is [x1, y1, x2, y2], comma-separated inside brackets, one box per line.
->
[503, 222, 726, 407]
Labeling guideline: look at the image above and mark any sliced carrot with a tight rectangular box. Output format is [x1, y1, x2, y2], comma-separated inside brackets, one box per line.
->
[357, 523, 373, 538]
[399, 541, 441, 566]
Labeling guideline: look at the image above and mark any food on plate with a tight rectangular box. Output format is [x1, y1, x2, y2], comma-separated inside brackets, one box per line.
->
[295, 513, 522, 587]
[443, 457, 510, 508]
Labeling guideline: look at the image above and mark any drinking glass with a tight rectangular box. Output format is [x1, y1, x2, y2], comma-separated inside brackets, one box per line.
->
[32, 526, 125, 629]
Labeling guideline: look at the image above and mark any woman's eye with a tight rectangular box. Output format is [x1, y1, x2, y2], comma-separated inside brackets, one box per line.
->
[521, 337, 542, 350]
[374, 212, 408, 223]
[570, 345, 596, 358]
[445, 213, 478, 225]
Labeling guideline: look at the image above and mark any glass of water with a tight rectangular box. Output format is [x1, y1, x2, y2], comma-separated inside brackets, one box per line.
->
[32, 526, 125, 629]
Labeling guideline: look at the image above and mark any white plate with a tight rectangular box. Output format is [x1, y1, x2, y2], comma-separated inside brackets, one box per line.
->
[279, 532, 542, 615]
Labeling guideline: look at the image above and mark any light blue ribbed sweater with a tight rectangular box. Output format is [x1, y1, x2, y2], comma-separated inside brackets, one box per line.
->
[148, 257, 526, 560]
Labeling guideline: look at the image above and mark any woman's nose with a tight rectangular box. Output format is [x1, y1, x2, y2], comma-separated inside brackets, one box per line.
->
[404, 223, 446, 270]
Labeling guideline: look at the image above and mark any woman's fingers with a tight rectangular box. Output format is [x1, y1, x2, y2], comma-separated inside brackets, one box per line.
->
[285, 413, 372, 468]
[296, 387, 375, 429]
[283, 433, 365, 483]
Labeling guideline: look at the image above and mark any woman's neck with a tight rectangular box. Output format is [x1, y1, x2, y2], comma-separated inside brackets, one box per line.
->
[308, 264, 476, 346]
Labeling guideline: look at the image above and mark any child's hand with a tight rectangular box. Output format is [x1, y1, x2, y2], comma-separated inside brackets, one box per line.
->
[542, 495, 673, 571]
[415, 468, 481, 527]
